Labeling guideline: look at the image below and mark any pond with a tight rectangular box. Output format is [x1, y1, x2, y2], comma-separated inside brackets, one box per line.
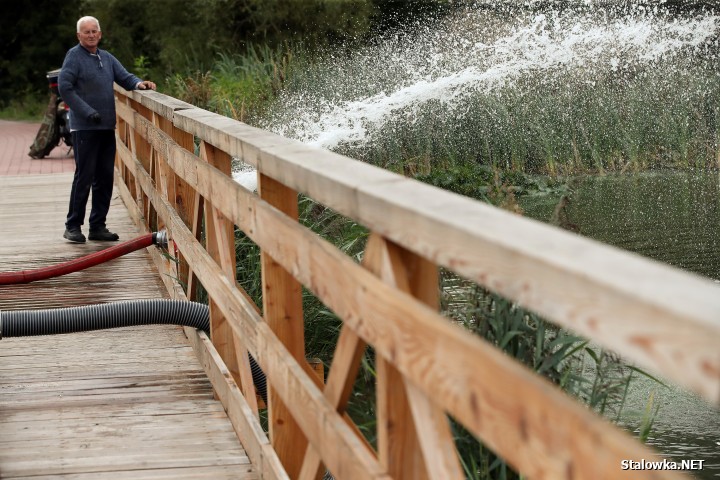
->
[521, 170, 720, 479]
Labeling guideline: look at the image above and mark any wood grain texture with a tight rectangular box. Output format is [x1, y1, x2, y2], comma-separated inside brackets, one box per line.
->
[0, 174, 257, 479]
[200, 141, 242, 392]
[185, 327, 289, 480]
[129, 92, 720, 405]
[298, 325, 367, 480]
[121, 104, 690, 479]
[119, 143, 389, 479]
[113, 175, 284, 479]
[364, 234, 462, 480]
[114, 87, 704, 480]
[258, 173, 308, 479]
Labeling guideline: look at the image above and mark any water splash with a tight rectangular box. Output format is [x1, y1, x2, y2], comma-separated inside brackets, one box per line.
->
[259, 4, 720, 153]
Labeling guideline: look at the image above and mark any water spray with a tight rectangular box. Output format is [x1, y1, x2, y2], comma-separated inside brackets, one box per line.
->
[255, 4, 720, 152]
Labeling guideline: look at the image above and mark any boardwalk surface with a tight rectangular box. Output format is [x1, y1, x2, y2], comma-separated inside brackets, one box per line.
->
[0, 122, 257, 478]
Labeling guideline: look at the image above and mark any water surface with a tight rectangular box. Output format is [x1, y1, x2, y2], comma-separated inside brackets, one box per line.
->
[521, 170, 720, 478]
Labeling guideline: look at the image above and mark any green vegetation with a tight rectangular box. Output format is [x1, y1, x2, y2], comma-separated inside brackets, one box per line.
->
[262, 49, 720, 175]
[0, 94, 47, 121]
[6, 2, 695, 477]
[169, 9, 678, 476]
[0, 0, 456, 112]
[165, 46, 307, 122]
[0, 2, 78, 112]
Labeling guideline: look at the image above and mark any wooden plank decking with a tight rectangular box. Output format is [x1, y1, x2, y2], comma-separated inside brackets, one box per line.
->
[0, 173, 257, 478]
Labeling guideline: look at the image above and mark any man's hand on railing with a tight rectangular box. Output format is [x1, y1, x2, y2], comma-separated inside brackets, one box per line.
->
[136, 80, 157, 91]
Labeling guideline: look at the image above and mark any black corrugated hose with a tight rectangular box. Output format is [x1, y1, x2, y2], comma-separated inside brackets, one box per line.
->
[0, 299, 266, 402]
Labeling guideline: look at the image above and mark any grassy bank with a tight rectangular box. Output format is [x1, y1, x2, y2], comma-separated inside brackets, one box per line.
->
[0, 93, 47, 121]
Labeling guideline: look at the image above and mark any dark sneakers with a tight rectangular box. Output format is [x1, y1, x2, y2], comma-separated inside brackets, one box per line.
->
[63, 227, 86, 243]
[63, 227, 119, 242]
[88, 227, 120, 241]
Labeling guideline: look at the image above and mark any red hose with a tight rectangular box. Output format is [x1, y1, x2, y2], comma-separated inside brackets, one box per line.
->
[0, 233, 155, 285]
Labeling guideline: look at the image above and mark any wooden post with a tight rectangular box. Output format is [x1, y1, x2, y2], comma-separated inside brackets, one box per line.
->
[133, 101, 154, 226]
[200, 141, 241, 389]
[118, 97, 139, 215]
[298, 326, 367, 480]
[364, 233, 463, 480]
[157, 116, 197, 298]
[115, 104, 127, 187]
[258, 173, 307, 479]
[186, 192, 204, 301]
[152, 113, 174, 231]
[149, 113, 177, 277]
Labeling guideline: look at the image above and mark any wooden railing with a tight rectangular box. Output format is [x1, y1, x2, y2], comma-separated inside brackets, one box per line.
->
[113, 85, 720, 480]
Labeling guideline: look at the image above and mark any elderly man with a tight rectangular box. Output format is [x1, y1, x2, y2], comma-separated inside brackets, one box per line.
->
[59, 16, 156, 243]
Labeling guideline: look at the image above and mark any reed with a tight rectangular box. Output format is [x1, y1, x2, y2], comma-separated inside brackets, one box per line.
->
[227, 191, 659, 478]
[171, 6, 690, 476]
[165, 44, 306, 122]
[315, 59, 720, 175]
[257, 4, 720, 175]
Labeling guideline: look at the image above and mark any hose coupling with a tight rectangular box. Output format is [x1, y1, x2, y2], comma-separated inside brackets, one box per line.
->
[153, 230, 169, 249]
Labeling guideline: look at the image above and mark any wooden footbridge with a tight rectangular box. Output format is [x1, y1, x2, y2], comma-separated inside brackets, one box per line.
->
[0, 87, 718, 479]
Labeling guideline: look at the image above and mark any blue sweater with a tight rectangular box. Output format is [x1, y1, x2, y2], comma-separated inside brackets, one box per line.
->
[58, 44, 142, 131]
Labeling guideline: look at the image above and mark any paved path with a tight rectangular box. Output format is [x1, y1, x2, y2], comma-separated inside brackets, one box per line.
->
[0, 119, 75, 176]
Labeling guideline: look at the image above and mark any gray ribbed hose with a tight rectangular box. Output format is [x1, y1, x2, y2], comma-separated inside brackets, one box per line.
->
[0, 299, 266, 402]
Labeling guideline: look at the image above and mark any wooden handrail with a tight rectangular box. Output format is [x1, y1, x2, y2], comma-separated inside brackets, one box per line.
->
[114, 85, 719, 480]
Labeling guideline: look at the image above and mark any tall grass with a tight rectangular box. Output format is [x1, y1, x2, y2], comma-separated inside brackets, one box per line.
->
[439, 271, 664, 479]
[0, 93, 48, 121]
[166, 44, 307, 123]
[227, 191, 658, 479]
[168, 11, 675, 477]
[257, 5, 720, 174]
[302, 58, 720, 175]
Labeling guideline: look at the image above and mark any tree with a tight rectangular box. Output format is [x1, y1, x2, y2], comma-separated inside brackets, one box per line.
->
[222, 0, 374, 47]
[0, 0, 456, 107]
[0, 0, 81, 106]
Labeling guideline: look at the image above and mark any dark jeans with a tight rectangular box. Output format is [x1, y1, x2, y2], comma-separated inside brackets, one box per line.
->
[65, 129, 116, 230]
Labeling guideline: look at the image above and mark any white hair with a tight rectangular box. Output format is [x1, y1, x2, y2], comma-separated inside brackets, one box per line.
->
[77, 16, 101, 33]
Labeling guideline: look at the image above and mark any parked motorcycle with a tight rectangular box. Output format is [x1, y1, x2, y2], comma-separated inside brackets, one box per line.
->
[28, 69, 73, 159]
